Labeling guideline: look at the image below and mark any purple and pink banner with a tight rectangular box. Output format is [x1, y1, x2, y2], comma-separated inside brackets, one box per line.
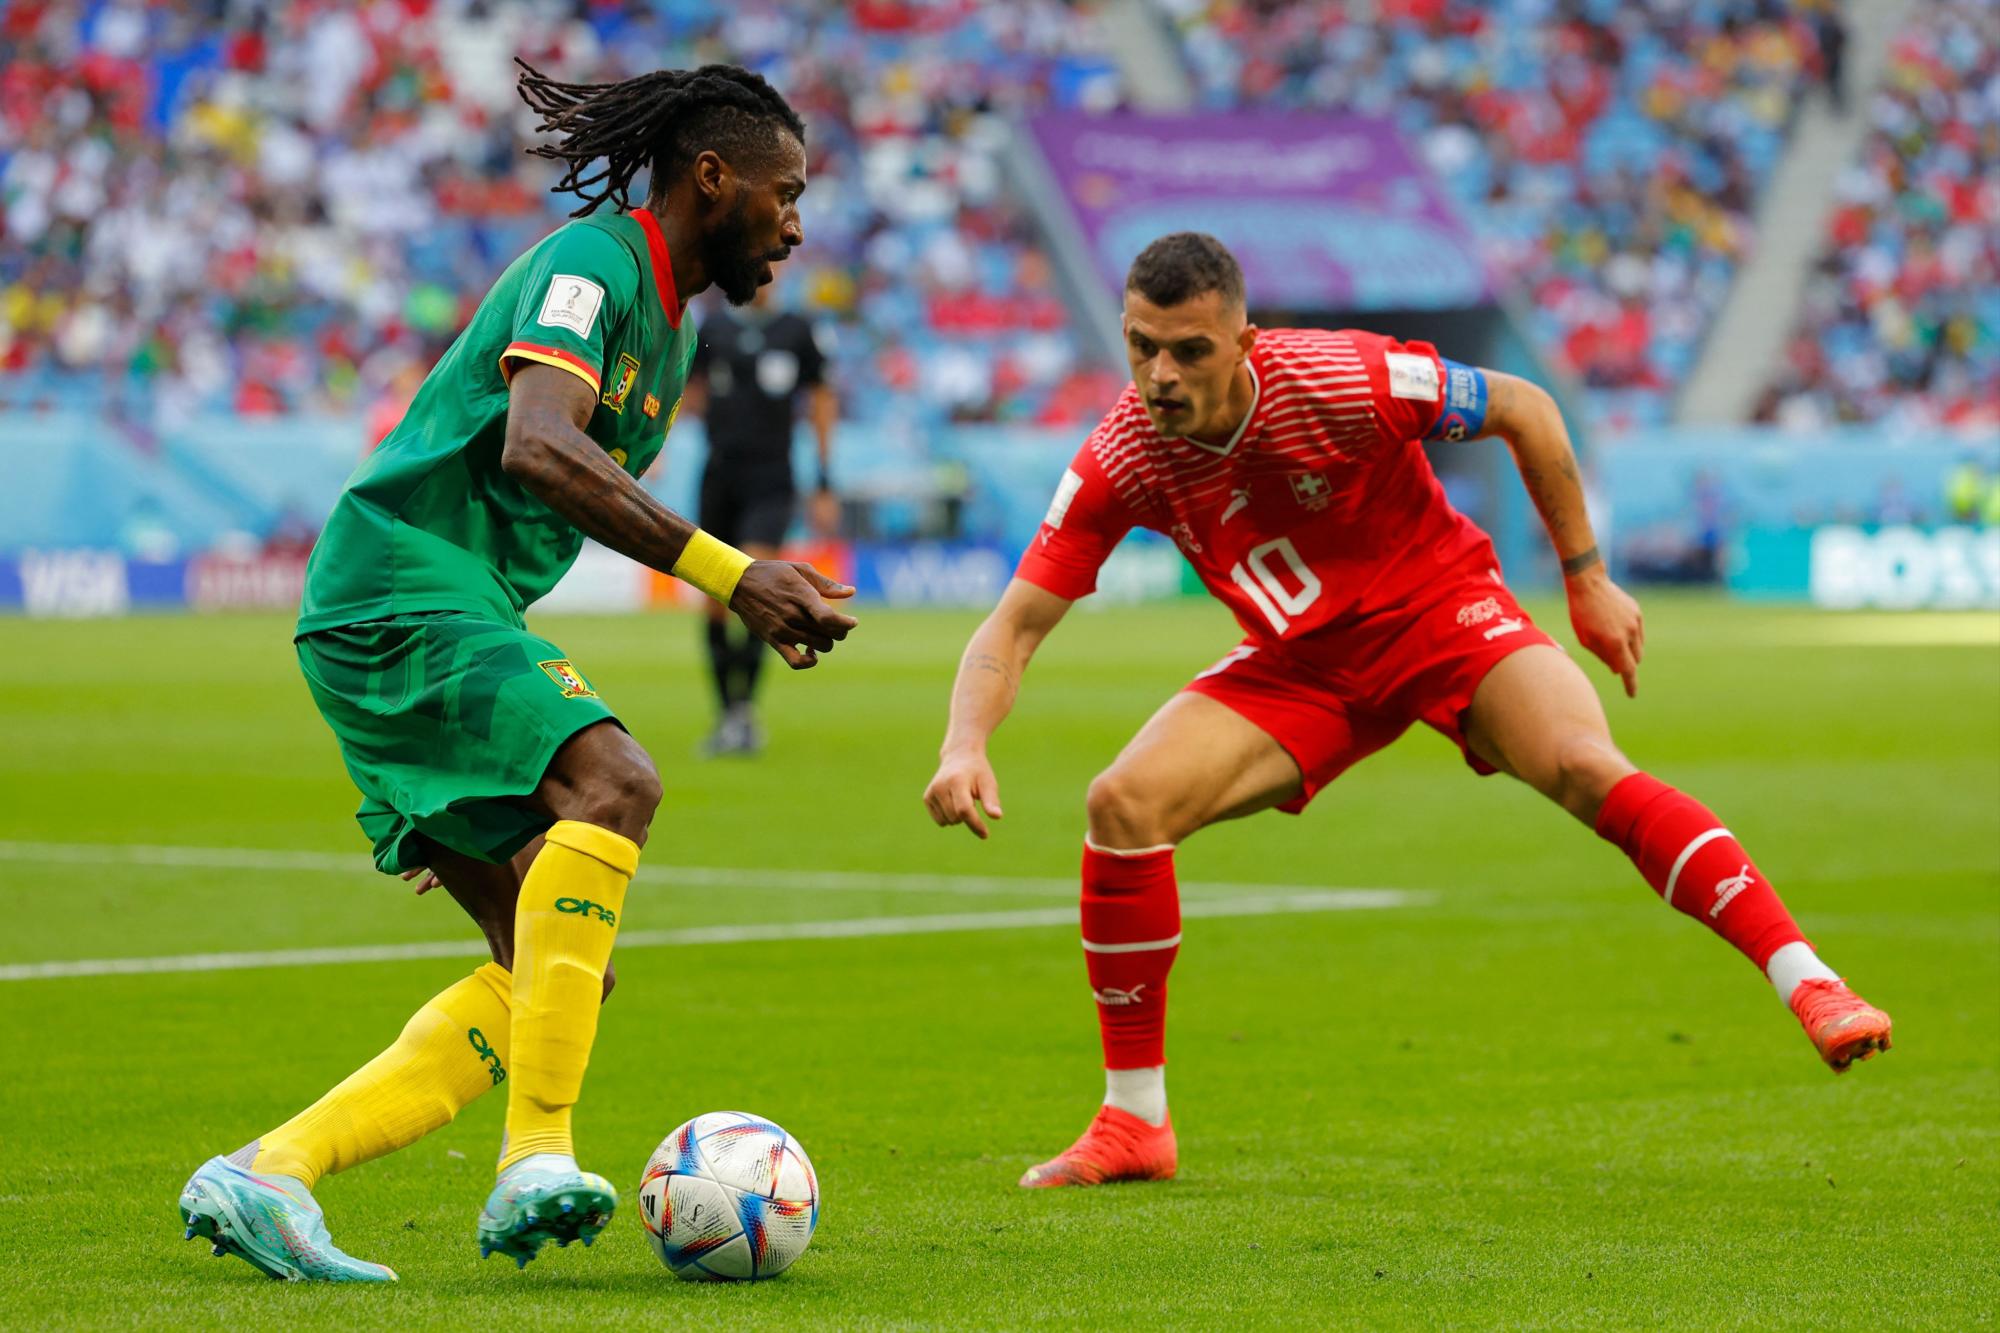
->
[1026, 111, 1489, 311]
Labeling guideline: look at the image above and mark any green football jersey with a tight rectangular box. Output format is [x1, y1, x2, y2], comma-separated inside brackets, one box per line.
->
[297, 210, 698, 635]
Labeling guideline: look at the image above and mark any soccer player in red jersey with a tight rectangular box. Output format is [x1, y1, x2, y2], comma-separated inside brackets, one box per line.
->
[921, 234, 1893, 1189]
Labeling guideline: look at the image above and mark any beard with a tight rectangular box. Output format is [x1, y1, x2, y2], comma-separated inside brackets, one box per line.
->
[702, 197, 786, 306]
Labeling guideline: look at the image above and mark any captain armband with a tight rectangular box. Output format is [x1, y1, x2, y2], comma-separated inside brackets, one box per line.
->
[1424, 360, 1490, 442]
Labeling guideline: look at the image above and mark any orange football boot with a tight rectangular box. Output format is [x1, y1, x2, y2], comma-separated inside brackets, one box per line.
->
[1019, 1105, 1177, 1188]
[1789, 978, 1893, 1073]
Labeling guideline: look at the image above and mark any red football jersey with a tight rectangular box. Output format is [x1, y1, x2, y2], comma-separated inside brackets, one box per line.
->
[1015, 327, 1497, 641]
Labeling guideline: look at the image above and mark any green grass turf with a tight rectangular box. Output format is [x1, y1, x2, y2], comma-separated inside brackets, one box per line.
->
[0, 596, 1995, 1329]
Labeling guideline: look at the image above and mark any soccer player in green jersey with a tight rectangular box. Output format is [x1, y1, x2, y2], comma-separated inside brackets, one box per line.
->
[177, 62, 856, 1282]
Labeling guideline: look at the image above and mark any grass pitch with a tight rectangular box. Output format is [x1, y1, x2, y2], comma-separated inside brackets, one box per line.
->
[0, 597, 1995, 1329]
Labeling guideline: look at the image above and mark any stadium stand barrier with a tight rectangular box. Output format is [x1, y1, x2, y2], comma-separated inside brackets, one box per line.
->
[3, 414, 1993, 615]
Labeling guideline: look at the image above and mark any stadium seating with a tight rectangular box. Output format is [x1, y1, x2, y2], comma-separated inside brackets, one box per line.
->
[0, 0, 1124, 428]
[2, 1, 1988, 439]
[1150, 0, 1819, 430]
[1756, 0, 1999, 432]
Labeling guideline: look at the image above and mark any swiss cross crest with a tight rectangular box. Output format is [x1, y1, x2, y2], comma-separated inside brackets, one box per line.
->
[1289, 472, 1332, 510]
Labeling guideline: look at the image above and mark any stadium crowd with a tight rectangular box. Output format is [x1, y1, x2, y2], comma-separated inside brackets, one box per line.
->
[1, 0, 1989, 441]
[1152, 0, 1826, 429]
[1756, 0, 2000, 433]
[0, 0, 1125, 429]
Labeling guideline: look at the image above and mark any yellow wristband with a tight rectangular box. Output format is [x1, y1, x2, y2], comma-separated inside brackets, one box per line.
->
[671, 529, 755, 605]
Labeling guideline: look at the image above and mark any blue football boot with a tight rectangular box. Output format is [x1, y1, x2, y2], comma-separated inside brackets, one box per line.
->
[477, 1153, 617, 1268]
[178, 1152, 396, 1282]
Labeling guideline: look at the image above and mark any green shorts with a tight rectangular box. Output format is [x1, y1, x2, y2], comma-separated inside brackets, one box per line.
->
[297, 613, 617, 875]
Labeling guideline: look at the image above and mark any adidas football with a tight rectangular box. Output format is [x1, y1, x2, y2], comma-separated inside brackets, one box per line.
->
[638, 1112, 819, 1281]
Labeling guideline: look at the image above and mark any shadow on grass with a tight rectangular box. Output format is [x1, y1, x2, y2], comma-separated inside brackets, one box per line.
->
[423, 1266, 836, 1298]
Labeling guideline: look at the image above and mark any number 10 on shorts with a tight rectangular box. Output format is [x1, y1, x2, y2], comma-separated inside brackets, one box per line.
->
[1229, 537, 1322, 633]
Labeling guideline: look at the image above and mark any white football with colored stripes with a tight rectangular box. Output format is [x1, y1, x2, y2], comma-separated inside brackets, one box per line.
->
[638, 1112, 819, 1281]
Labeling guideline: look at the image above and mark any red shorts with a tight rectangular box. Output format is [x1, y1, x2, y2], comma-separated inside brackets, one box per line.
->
[1183, 576, 1559, 813]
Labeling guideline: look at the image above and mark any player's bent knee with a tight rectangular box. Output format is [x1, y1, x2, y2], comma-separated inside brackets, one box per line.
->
[1083, 770, 1135, 840]
[1085, 768, 1178, 848]
[1549, 734, 1635, 821]
[613, 753, 665, 822]
[597, 761, 663, 846]
[553, 730, 664, 844]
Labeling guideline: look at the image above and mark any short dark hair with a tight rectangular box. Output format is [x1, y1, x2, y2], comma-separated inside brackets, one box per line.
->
[1125, 232, 1245, 309]
[516, 60, 806, 217]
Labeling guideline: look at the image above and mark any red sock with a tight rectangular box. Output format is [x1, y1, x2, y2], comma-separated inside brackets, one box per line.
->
[1079, 839, 1180, 1070]
[1595, 773, 1807, 970]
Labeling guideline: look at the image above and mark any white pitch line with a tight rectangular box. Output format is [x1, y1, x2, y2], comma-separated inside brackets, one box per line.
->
[0, 890, 1422, 982]
[0, 840, 365, 874]
[0, 839, 1348, 901]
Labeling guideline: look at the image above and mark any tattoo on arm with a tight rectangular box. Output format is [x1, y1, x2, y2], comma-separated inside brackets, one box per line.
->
[1490, 370, 1596, 567]
[965, 651, 1015, 687]
[1519, 464, 1570, 541]
[1562, 546, 1602, 576]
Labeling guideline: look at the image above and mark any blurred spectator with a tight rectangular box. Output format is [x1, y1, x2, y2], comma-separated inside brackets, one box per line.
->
[1616, 468, 1729, 584]
[1944, 456, 1999, 525]
[1756, 0, 2000, 434]
[1806, 0, 1851, 115]
[365, 360, 428, 454]
[1871, 473, 1921, 525]
[263, 502, 321, 558]
[0, 0, 1124, 431]
[1151, 0, 1815, 430]
[7, 0, 1989, 445]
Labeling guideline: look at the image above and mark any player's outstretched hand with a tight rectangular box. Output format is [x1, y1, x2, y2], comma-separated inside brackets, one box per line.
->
[1566, 568, 1645, 697]
[730, 560, 858, 669]
[923, 749, 1004, 839]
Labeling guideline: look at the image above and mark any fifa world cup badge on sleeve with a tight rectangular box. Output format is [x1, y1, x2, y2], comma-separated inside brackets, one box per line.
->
[538, 275, 605, 337]
[1385, 352, 1440, 402]
[1043, 468, 1085, 534]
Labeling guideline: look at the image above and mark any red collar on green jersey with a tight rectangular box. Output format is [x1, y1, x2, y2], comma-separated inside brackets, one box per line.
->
[628, 208, 682, 328]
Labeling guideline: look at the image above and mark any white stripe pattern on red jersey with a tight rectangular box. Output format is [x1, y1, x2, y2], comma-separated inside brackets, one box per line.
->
[1086, 329, 1401, 521]
[1020, 327, 1497, 642]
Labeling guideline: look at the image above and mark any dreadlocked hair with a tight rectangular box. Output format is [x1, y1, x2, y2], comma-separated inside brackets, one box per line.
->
[515, 59, 806, 218]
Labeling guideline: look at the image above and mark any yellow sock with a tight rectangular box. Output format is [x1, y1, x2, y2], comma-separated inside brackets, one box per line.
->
[500, 819, 637, 1172]
[251, 962, 512, 1190]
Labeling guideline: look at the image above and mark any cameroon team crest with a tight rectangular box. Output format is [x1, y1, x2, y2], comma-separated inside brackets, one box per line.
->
[538, 659, 598, 699]
[602, 353, 641, 413]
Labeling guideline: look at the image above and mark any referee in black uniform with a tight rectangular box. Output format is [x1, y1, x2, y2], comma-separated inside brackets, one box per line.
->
[685, 279, 838, 755]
